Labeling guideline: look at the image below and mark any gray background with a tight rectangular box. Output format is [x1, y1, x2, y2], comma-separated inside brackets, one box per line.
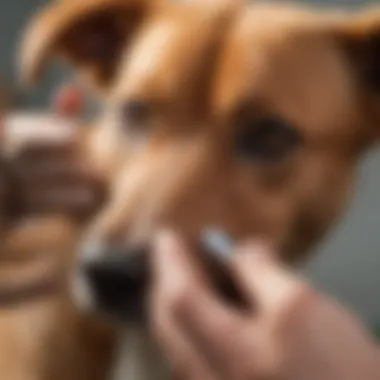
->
[1, 0, 380, 328]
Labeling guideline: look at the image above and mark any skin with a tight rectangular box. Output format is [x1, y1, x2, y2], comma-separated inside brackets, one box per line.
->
[0, 84, 116, 380]
[0, 82, 377, 380]
[15, 1, 380, 379]
[150, 230, 380, 380]
[0, 82, 103, 227]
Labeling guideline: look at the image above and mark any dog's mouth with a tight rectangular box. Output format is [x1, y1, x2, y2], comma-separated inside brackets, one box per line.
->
[73, 229, 249, 324]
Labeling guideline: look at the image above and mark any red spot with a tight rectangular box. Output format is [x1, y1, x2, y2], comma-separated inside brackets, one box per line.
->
[53, 83, 84, 117]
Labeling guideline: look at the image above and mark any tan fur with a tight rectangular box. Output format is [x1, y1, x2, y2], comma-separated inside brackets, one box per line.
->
[4, 1, 380, 380]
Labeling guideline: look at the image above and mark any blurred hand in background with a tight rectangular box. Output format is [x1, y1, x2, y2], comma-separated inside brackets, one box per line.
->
[0, 81, 105, 229]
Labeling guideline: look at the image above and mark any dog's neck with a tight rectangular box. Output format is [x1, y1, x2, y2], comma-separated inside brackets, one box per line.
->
[111, 326, 169, 380]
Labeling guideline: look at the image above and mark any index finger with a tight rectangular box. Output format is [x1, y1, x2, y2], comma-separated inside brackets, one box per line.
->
[151, 231, 245, 370]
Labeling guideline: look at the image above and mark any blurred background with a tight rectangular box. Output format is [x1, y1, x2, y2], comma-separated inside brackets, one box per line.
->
[0, 0, 380, 332]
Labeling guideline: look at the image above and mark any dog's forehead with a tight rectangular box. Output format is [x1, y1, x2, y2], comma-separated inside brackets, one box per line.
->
[212, 7, 356, 137]
[111, 4, 356, 140]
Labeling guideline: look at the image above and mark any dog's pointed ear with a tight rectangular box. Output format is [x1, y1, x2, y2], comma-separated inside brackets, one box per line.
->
[19, 0, 159, 90]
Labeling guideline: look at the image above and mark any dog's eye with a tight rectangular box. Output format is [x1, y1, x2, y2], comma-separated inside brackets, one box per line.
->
[235, 117, 301, 162]
[122, 100, 150, 126]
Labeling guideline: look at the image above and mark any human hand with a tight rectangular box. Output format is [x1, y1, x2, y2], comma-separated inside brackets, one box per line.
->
[150, 231, 379, 380]
[0, 82, 104, 226]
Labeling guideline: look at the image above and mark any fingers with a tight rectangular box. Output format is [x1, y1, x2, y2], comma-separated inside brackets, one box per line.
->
[12, 165, 105, 220]
[150, 294, 218, 380]
[14, 156, 100, 183]
[151, 231, 245, 377]
[0, 82, 90, 222]
[152, 231, 239, 331]
[8, 134, 105, 219]
[14, 141, 76, 163]
[152, 230, 208, 292]
[21, 166, 105, 218]
[22, 185, 103, 216]
[151, 234, 379, 380]
[231, 242, 313, 322]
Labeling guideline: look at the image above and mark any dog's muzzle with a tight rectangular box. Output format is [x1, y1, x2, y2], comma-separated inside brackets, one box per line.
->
[75, 230, 248, 324]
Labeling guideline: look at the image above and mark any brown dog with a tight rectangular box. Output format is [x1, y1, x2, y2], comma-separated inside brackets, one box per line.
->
[17, 0, 380, 379]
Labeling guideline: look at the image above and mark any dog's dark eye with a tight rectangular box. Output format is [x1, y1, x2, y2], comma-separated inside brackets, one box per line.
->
[122, 100, 150, 126]
[235, 117, 301, 162]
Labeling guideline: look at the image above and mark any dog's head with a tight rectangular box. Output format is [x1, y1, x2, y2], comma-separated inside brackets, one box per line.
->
[20, 0, 380, 321]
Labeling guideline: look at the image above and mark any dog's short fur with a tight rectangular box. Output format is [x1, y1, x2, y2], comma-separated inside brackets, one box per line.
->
[14, 0, 380, 379]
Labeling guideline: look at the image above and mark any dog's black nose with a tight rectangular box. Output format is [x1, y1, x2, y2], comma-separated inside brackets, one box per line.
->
[79, 244, 150, 323]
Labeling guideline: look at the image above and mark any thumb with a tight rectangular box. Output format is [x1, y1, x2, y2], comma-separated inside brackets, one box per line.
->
[231, 242, 310, 318]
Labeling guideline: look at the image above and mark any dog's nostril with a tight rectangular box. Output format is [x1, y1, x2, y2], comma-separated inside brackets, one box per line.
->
[79, 244, 150, 322]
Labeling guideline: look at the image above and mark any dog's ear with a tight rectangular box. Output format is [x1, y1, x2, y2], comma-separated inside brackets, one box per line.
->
[334, 10, 380, 131]
[19, 0, 159, 91]
[337, 10, 380, 91]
